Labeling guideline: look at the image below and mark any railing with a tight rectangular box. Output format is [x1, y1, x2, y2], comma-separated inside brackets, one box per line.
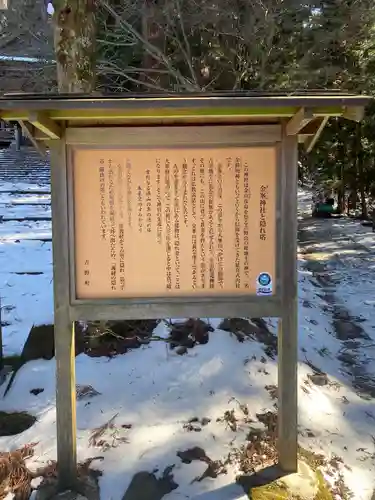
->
[0, 129, 14, 142]
[0, 121, 16, 146]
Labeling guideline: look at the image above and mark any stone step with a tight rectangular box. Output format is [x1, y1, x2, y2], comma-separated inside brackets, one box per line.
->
[0, 146, 51, 185]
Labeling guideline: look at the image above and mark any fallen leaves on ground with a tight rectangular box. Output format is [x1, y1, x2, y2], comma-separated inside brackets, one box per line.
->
[0, 443, 36, 500]
[89, 414, 129, 451]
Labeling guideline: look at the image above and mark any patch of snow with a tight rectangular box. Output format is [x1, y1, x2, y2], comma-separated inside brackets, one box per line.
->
[30, 476, 43, 489]
[0, 185, 375, 499]
[298, 187, 313, 219]
[0, 182, 50, 193]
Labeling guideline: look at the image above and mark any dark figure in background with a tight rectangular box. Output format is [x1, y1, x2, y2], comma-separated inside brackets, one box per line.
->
[312, 196, 336, 218]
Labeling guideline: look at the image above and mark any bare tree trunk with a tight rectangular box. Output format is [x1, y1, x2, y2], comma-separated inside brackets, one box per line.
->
[52, 0, 97, 352]
[52, 0, 97, 93]
[337, 170, 345, 214]
[337, 146, 346, 215]
[140, 0, 166, 90]
[356, 122, 367, 219]
[347, 189, 357, 215]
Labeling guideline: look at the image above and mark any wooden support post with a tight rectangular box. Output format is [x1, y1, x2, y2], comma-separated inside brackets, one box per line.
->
[14, 123, 21, 151]
[29, 112, 61, 140]
[278, 124, 298, 473]
[304, 117, 329, 153]
[342, 105, 364, 122]
[54, 313, 77, 490]
[50, 140, 78, 491]
[297, 117, 325, 143]
[19, 121, 47, 158]
[286, 107, 314, 136]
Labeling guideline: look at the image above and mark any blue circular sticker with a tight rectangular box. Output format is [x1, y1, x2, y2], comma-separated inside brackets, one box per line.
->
[258, 272, 271, 286]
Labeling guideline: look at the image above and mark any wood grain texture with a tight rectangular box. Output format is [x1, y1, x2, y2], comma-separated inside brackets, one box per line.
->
[50, 139, 78, 490]
[277, 122, 298, 473]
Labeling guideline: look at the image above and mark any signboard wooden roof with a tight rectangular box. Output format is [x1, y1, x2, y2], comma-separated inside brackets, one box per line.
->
[0, 91, 371, 151]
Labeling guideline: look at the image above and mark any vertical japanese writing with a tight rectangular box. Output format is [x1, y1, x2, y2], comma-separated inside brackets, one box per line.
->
[208, 158, 215, 289]
[243, 162, 250, 288]
[165, 159, 172, 290]
[234, 157, 241, 289]
[118, 162, 124, 221]
[137, 184, 143, 233]
[108, 159, 117, 291]
[199, 158, 206, 289]
[119, 222, 125, 291]
[118, 162, 125, 292]
[99, 159, 107, 241]
[83, 259, 90, 287]
[126, 159, 132, 228]
[76, 147, 278, 299]
[191, 158, 197, 289]
[226, 151, 233, 293]
[145, 169, 152, 233]
[217, 162, 224, 288]
[173, 163, 181, 289]
[76, 148, 277, 298]
[260, 184, 269, 240]
[156, 158, 162, 244]
[182, 159, 188, 227]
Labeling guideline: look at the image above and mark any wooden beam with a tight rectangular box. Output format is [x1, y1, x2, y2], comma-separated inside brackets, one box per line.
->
[305, 116, 329, 153]
[286, 107, 314, 136]
[297, 117, 327, 143]
[34, 129, 54, 141]
[0, 106, 346, 123]
[65, 125, 282, 146]
[29, 112, 61, 139]
[50, 141, 78, 490]
[278, 125, 298, 473]
[19, 121, 47, 157]
[342, 105, 365, 122]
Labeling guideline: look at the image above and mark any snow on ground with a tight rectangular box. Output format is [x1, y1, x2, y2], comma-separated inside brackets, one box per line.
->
[332, 217, 375, 253]
[1, 182, 375, 499]
[0, 186, 52, 354]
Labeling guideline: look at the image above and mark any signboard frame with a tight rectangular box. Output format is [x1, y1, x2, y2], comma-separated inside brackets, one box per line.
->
[2, 92, 369, 495]
[49, 121, 298, 490]
[64, 125, 283, 319]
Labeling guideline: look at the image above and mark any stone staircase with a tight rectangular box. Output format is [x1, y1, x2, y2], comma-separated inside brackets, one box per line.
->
[0, 145, 52, 241]
[0, 146, 50, 188]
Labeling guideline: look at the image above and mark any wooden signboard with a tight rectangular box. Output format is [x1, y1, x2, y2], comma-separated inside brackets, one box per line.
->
[1, 92, 370, 494]
[73, 147, 276, 300]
